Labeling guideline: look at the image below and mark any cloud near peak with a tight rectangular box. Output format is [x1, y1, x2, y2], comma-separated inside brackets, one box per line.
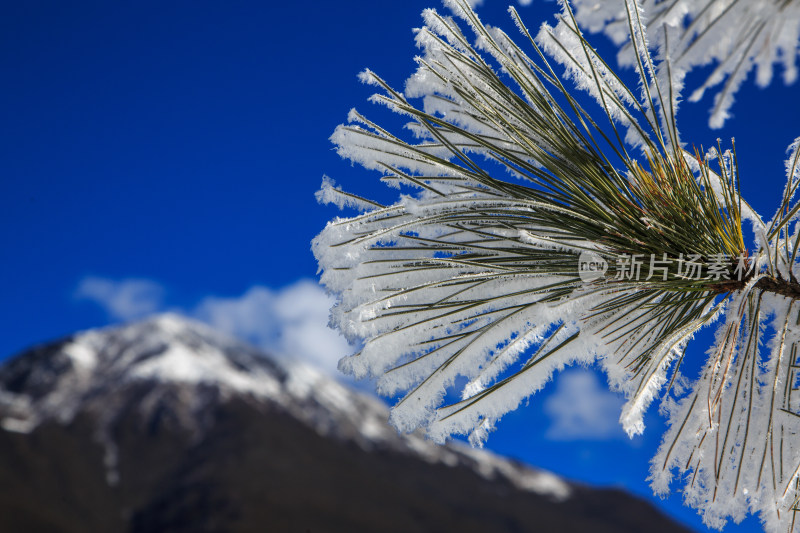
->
[75, 276, 164, 321]
[194, 280, 354, 377]
[75, 276, 354, 379]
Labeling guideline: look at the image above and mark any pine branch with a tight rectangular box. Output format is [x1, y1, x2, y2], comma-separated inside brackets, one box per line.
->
[314, 1, 800, 530]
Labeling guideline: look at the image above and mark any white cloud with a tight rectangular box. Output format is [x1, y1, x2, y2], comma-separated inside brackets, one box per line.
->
[194, 280, 355, 377]
[544, 368, 625, 441]
[75, 276, 164, 321]
[193, 286, 278, 348]
[74, 276, 354, 378]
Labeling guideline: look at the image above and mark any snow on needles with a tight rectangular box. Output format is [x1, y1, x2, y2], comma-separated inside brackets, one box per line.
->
[571, 0, 800, 128]
[315, 0, 800, 530]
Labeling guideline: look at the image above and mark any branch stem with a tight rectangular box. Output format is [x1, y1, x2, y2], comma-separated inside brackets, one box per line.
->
[711, 276, 800, 300]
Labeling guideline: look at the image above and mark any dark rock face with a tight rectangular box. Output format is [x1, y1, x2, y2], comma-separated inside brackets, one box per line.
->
[0, 316, 694, 533]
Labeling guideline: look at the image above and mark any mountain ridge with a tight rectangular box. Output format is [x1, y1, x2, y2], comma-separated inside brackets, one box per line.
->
[0, 314, 693, 532]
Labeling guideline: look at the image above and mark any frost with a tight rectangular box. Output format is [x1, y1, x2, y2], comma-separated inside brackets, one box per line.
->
[314, 1, 800, 530]
[315, 175, 382, 212]
[571, 0, 800, 128]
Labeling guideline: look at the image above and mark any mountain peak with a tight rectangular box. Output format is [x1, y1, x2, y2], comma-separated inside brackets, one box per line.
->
[0, 316, 578, 504]
[0, 313, 695, 533]
[0, 314, 285, 434]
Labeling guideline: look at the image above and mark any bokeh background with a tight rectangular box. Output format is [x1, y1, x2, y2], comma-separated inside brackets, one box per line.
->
[2, 1, 799, 531]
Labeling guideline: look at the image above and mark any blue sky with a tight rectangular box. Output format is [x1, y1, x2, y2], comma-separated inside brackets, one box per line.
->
[1, 1, 799, 531]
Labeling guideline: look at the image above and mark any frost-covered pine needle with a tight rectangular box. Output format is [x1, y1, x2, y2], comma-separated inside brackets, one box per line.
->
[313, 0, 800, 530]
[571, 0, 800, 128]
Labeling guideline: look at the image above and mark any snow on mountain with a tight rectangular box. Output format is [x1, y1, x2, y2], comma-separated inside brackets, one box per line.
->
[0, 313, 570, 500]
[0, 314, 284, 433]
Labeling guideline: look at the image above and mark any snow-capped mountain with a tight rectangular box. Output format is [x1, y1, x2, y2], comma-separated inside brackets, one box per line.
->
[0, 315, 691, 533]
[0, 313, 567, 494]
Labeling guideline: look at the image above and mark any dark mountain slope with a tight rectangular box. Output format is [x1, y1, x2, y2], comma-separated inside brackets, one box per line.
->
[0, 315, 692, 533]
